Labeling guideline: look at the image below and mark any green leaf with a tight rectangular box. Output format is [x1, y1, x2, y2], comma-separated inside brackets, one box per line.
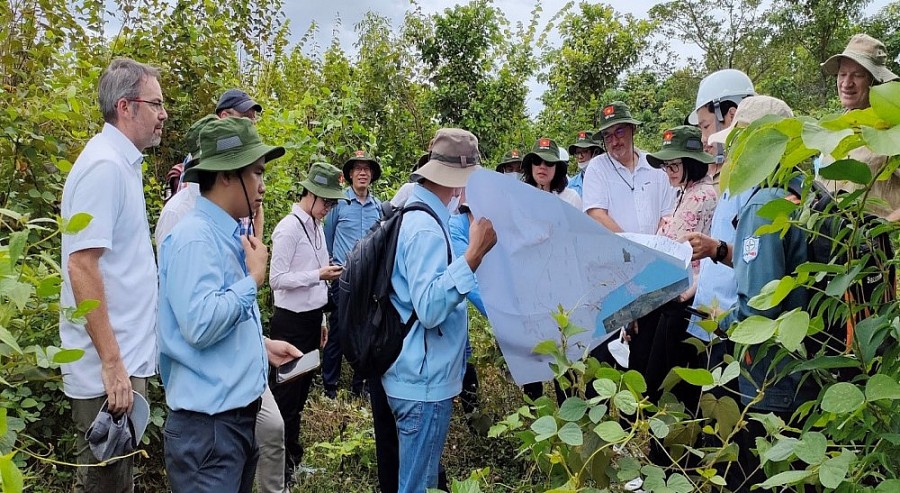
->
[588, 404, 607, 423]
[758, 469, 814, 489]
[865, 374, 900, 402]
[592, 378, 617, 400]
[817, 158, 873, 185]
[749, 276, 795, 310]
[0, 279, 34, 311]
[792, 355, 859, 372]
[36, 276, 62, 298]
[649, 418, 670, 439]
[801, 122, 854, 159]
[729, 315, 777, 345]
[72, 299, 101, 319]
[756, 196, 798, 221]
[0, 408, 6, 436]
[876, 480, 900, 492]
[621, 370, 647, 394]
[532, 340, 558, 355]
[860, 125, 900, 156]
[594, 421, 627, 442]
[726, 127, 789, 195]
[666, 473, 693, 493]
[63, 212, 93, 234]
[613, 390, 637, 415]
[819, 449, 855, 489]
[776, 309, 809, 352]
[52, 348, 85, 364]
[0, 452, 23, 493]
[0, 326, 22, 354]
[557, 422, 583, 446]
[7, 231, 27, 267]
[673, 367, 714, 386]
[869, 81, 900, 125]
[793, 431, 827, 465]
[558, 397, 588, 421]
[530, 416, 558, 441]
[821, 383, 865, 414]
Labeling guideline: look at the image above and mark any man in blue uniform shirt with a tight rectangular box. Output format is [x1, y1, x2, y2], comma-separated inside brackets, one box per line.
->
[157, 117, 301, 492]
[384, 128, 496, 492]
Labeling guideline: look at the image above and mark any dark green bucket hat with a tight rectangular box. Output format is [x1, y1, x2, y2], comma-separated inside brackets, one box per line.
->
[184, 114, 218, 157]
[596, 101, 642, 133]
[567, 131, 598, 155]
[522, 138, 565, 168]
[343, 149, 382, 182]
[300, 162, 347, 200]
[646, 125, 715, 168]
[496, 148, 523, 171]
[183, 117, 285, 183]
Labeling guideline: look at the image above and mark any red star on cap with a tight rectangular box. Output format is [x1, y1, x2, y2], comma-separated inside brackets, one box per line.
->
[539, 138, 551, 149]
[354, 150, 365, 157]
[511, 150, 520, 158]
[663, 131, 673, 143]
[603, 106, 615, 117]
[578, 132, 587, 139]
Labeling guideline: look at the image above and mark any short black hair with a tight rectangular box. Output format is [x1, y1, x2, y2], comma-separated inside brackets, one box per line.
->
[523, 160, 568, 194]
[682, 157, 709, 184]
[703, 100, 739, 122]
[196, 170, 218, 193]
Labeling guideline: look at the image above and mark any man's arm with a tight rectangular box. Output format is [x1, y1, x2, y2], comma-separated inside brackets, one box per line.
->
[68, 248, 133, 415]
[587, 208, 625, 233]
[682, 232, 733, 268]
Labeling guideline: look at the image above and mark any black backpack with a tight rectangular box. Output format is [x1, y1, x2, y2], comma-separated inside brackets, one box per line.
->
[337, 201, 452, 378]
[796, 181, 896, 355]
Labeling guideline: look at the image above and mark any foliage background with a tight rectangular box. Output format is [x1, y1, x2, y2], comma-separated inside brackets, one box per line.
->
[1, 0, 899, 491]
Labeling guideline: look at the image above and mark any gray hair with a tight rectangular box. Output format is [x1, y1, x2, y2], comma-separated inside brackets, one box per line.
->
[97, 58, 161, 124]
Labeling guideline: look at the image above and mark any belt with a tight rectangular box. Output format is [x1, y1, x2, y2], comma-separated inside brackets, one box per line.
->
[222, 397, 262, 418]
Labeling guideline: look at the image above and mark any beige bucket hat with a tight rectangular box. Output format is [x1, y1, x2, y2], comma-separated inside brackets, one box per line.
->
[708, 95, 794, 145]
[821, 34, 899, 84]
[412, 128, 482, 188]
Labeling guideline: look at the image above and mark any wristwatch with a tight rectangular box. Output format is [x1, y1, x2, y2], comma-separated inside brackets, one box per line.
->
[712, 240, 728, 264]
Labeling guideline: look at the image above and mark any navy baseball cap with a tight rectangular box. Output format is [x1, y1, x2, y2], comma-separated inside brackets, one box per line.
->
[215, 89, 263, 114]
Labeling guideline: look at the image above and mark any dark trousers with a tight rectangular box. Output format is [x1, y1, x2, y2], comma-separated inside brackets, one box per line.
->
[323, 283, 364, 392]
[163, 401, 260, 493]
[460, 362, 479, 415]
[270, 306, 322, 476]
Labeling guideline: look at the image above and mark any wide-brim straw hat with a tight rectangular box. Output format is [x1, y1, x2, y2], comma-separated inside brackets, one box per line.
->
[821, 34, 899, 84]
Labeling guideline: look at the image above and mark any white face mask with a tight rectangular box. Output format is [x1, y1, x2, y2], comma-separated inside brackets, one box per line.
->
[448, 195, 461, 214]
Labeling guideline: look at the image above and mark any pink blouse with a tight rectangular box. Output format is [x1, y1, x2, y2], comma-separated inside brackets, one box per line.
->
[660, 175, 718, 274]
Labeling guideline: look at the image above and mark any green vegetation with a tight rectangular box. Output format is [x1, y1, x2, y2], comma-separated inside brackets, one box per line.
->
[1, 0, 899, 491]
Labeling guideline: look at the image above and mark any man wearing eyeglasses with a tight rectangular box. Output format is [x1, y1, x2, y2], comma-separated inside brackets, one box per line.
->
[60, 57, 167, 492]
[582, 101, 675, 235]
[323, 150, 384, 400]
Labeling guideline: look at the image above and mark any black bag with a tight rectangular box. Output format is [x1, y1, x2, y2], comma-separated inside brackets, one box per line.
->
[338, 201, 452, 378]
[796, 181, 896, 355]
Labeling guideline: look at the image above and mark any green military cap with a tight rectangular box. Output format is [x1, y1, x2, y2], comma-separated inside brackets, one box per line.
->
[522, 138, 565, 168]
[496, 148, 523, 171]
[568, 131, 598, 155]
[646, 125, 715, 168]
[183, 117, 285, 183]
[300, 162, 347, 200]
[596, 101, 643, 133]
[343, 149, 382, 182]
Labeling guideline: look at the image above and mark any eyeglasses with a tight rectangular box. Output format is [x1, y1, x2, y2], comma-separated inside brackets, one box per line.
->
[323, 198, 338, 208]
[128, 99, 165, 112]
[662, 160, 683, 172]
[534, 161, 556, 168]
[601, 126, 629, 141]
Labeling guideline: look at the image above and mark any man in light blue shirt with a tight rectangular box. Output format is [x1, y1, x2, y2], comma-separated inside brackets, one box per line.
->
[384, 128, 496, 492]
[158, 117, 300, 492]
[323, 149, 383, 399]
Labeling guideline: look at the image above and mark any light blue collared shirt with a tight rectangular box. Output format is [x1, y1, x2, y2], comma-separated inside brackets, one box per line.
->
[382, 185, 477, 402]
[686, 188, 753, 341]
[567, 170, 584, 197]
[157, 197, 267, 413]
[448, 212, 487, 316]
[324, 188, 381, 265]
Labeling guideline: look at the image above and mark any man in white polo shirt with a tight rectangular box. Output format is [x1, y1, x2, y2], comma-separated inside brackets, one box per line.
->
[583, 101, 675, 234]
[60, 57, 166, 492]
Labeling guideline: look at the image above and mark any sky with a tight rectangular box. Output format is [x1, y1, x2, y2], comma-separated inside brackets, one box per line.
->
[282, 0, 894, 115]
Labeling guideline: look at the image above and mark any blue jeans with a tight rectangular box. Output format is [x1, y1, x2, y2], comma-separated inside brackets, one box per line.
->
[387, 396, 453, 493]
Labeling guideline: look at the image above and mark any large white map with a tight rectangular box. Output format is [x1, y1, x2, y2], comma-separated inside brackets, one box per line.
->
[466, 169, 691, 385]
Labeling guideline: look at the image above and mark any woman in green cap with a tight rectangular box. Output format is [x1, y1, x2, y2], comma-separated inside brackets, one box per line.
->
[268, 162, 348, 482]
[522, 137, 582, 209]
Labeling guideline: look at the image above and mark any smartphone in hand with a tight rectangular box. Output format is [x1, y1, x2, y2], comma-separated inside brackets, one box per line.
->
[275, 349, 321, 384]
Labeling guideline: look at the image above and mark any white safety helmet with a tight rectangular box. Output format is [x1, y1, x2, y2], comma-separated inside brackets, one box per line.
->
[688, 69, 755, 125]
